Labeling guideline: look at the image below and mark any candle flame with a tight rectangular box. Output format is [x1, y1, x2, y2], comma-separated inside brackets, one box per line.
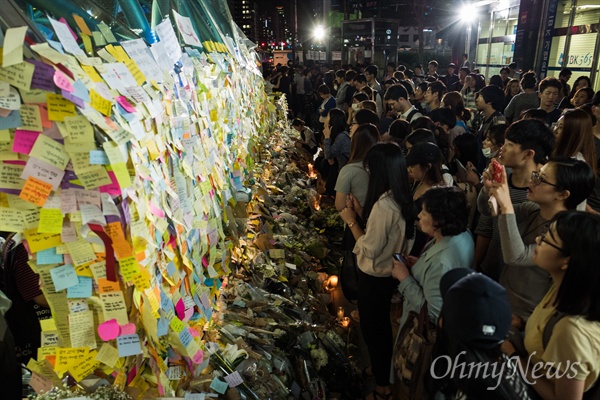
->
[308, 163, 317, 179]
[312, 194, 321, 211]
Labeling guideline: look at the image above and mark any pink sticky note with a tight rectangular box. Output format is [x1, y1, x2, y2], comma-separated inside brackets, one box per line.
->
[99, 171, 122, 196]
[183, 307, 193, 322]
[192, 349, 204, 364]
[12, 130, 40, 154]
[149, 201, 165, 218]
[175, 298, 186, 320]
[98, 319, 121, 341]
[120, 322, 136, 335]
[54, 71, 74, 92]
[116, 96, 136, 113]
[189, 327, 200, 337]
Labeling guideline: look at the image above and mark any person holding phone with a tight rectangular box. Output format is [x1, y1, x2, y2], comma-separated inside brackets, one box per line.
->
[478, 157, 594, 327]
[391, 186, 474, 339]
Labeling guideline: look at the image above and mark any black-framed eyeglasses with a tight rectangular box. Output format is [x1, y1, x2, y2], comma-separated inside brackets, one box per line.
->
[538, 231, 566, 254]
[531, 171, 559, 188]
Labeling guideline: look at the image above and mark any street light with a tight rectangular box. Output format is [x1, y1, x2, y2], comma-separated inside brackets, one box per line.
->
[314, 25, 325, 41]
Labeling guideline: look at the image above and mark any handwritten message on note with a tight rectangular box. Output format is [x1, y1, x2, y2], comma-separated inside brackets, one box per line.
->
[46, 93, 76, 121]
[50, 263, 79, 291]
[19, 176, 53, 206]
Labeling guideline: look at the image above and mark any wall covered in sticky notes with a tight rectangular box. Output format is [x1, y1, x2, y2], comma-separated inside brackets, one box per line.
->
[0, 5, 281, 397]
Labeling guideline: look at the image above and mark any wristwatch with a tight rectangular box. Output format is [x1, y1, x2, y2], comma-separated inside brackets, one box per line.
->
[347, 221, 356, 228]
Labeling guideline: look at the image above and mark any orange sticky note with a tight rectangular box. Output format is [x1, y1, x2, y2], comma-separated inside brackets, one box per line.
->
[104, 222, 132, 259]
[73, 14, 93, 36]
[19, 176, 53, 206]
[97, 278, 120, 293]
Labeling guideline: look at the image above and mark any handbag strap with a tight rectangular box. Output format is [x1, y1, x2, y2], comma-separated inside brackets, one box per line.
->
[417, 302, 430, 334]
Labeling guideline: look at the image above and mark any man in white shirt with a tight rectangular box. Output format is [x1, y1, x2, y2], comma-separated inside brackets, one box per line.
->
[384, 84, 422, 123]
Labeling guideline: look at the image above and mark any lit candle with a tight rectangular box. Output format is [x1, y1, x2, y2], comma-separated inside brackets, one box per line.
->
[337, 306, 344, 320]
[328, 275, 338, 289]
[341, 317, 350, 328]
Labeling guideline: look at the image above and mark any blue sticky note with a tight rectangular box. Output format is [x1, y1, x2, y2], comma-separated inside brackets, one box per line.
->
[209, 377, 229, 394]
[179, 328, 192, 347]
[89, 150, 110, 165]
[50, 264, 79, 291]
[0, 110, 22, 130]
[73, 80, 90, 103]
[157, 318, 169, 337]
[47, 39, 64, 53]
[167, 262, 176, 277]
[37, 247, 63, 265]
[160, 292, 174, 312]
[202, 305, 213, 322]
[67, 276, 93, 298]
[116, 334, 142, 357]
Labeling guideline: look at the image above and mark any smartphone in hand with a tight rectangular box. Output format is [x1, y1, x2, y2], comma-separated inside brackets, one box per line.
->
[492, 159, 503, 183]
[393, 253, 408, 265]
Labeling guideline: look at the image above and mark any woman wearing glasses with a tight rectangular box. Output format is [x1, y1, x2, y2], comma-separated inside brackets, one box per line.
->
[478, 157, 595, 326]
[501, 211, 600, 399]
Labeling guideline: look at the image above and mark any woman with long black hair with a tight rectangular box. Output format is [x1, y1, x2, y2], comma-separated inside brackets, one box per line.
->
[339, 143, 416, 400]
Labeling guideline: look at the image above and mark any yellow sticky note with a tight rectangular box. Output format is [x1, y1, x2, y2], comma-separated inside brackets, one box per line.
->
[40, 318, 58, 332]
[90, 90, 112, 116]
[2, 27, 27, 67]
[131, 267, 150, 291]
[46, 93, 76, 121]
[100, 291, 128, 324]
[66, 239, 97, 266]
[124, 58, 145, 86]
[96, 343, 119, 368]
[19, 88, 48, 104]
[0, 207, 26, 232]
[19, 176, 53, 207]
[24, 229, 62, 253]
[118, 256, 140, 282]
[110, 162, 131, 189]
[37, 346, 56, 361]
[81, 65, 103, 82]
[81, 34, 93, 55]
[55, 347, 89, 375]
[169, 317, 185, 333]
[29, 133, 70, 169]
[38, 208, 63, 233]
[68, 350, 99, 382]
[74, 263, 93, 277]
[64, 115, 93, 144]
[0, 61, 35, 90]
[75, 166, 112, 190]
[18, 104, 43, 132]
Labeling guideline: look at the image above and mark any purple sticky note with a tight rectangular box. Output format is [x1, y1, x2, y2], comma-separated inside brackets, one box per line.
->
[27, 59, 56, 92]
[61, 90, 85, 108]
[12, 130, 40, 154]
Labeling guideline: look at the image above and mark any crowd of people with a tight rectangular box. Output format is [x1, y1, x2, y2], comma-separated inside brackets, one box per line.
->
[277, 59, 600, 400]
